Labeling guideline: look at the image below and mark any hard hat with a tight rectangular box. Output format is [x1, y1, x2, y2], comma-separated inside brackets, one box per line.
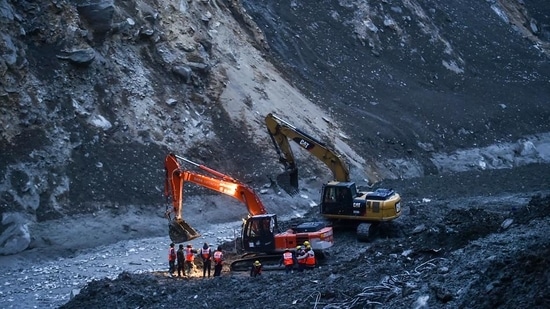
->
[306, 245, 311, 249]
[254, 260, 261, 266]
[296, 246, 301, 250]
[303, 241, 310, 246]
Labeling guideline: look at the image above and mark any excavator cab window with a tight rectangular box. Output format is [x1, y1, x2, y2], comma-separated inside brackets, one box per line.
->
[324, 187, 338, 202]
[348, 183, 358, 198]
[321, 184, 356, 215]
[338, 188, 351, 202]
[242, 215, 277, 252]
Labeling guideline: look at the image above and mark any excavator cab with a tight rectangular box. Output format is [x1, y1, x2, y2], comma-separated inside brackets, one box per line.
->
[241, 214, 278, 253]
[320, 182, 358, 216]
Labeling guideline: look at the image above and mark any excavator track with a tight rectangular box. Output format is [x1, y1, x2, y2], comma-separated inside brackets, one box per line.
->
[230, 253, 285, 272]
[169, 218, 200, 243]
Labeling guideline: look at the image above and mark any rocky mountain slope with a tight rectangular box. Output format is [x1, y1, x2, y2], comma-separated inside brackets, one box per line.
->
[0, 0, 549, 308]
[2, 0, 549, 256]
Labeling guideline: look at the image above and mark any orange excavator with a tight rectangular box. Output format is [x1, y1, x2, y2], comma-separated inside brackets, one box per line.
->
[164, 153, 334, 270]
[265, 113, 402, 241]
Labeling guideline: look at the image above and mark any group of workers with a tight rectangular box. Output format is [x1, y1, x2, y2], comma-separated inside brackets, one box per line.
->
[169, 240, 316, 278]
[278, 240, 316, 274]
[168, 242, 224, 278]
[250, 240, 316, 277]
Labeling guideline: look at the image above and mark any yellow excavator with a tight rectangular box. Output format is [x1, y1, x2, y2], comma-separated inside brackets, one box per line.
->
[164, 153, 334, 270]
[265, 113, 402, 241]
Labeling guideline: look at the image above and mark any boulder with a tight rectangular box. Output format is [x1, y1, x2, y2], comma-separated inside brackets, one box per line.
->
[0, 212, 30, 255]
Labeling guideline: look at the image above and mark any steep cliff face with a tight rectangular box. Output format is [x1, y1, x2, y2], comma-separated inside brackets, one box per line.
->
[0, 0, 549, 257]
[0, 0, 234, 254]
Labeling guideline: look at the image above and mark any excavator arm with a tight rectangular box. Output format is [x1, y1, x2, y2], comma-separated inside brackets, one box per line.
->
[164, 153, 267, 242]
[265, 113, 350, 193]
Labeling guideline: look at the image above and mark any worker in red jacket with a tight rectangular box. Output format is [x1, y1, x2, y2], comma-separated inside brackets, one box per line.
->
[213, 246, 224, 277]
[250, 260, 262, 277]
[168, 243, 176, 278]
[199, 242, 212, 278]
[279, 248, 296, 274]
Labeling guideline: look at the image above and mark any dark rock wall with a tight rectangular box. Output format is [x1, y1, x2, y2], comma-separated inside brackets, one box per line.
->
[242, 0, 550, 162]
[0, 0, 245, 254]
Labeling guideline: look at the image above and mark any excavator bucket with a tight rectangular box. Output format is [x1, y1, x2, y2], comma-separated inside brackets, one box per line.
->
[169, 218, 201, 243]
[276, 168, 299, 196]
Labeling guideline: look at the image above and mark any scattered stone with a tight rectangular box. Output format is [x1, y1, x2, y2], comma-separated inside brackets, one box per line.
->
[166, 98, 178, 106]
[412, 224, 426, 234]
[57, 48, 96, 67]
[172, 65, 193, 83]
[500, 218, 513, 230]
[76, 1, 115, 33]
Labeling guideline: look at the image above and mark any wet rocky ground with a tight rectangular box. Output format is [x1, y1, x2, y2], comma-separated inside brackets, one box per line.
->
[61, 164, 550, 309]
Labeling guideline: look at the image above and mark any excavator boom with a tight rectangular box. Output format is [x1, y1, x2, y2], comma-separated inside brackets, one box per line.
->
[265, 113, 350, 194]
[164, 153, 267, 242]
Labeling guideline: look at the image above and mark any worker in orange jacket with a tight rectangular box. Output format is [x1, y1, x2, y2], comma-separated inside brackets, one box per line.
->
[295, 245, 307, 272]
[184, 244, 197, 276]
[279, 248, 297, 274]
[304, 244, 316, 270]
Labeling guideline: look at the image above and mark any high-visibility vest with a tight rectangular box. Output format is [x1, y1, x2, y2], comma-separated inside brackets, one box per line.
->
[283, 251, 294, 266]
[185, 248, 194, 262]
[201, 247, 211, 260]
[213, 250, 223, 263]
[168, 248, 176, 261]
[305, 249, 316, 266]
[297, 250, 307, 264]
